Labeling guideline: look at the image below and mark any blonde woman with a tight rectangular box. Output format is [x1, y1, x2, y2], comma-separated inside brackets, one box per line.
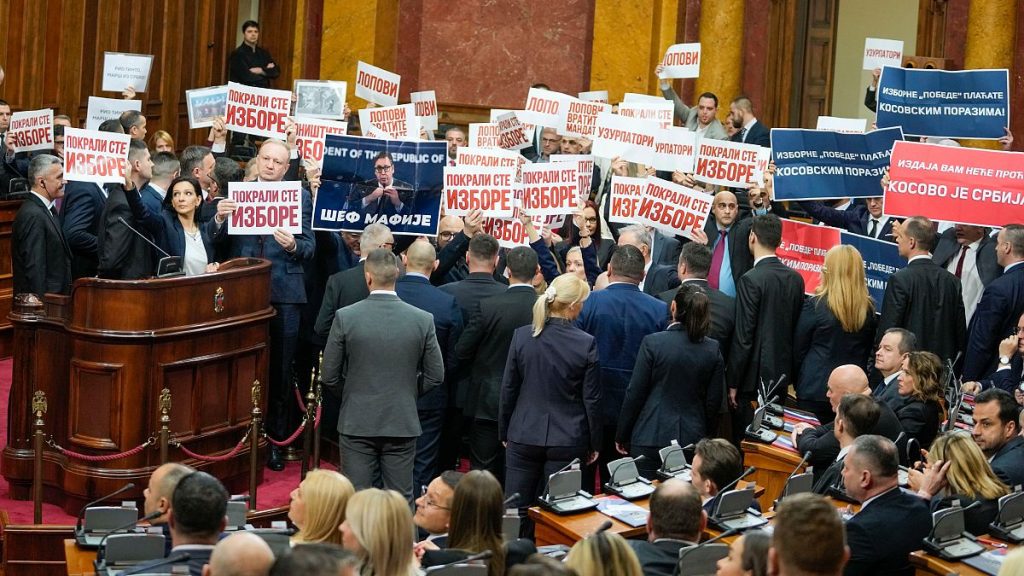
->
[500, 274, 600, 521]
[288, 469, 355, 547]
[565, 532, 643, 576]
[998, 548, 1024, 575]
[793, 245, 877, 424]
[149, 130, 174, 153]
[896, 351, 945, 449]
[339, 488, 417, 576]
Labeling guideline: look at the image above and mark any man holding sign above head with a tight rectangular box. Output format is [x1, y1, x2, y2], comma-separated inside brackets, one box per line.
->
[728, 96, 770, 148]
[655, 65, 727, 140]
[800, 196, 895, 240]
[96, 139, 155, 279]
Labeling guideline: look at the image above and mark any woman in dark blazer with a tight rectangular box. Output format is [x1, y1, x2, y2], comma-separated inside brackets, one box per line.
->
[794, 245, 877, 424]
[615, 283, 724, 480]
[556, 201, 613, 272]
[895, 351, 945, 449]
[500, 273, 601, 514]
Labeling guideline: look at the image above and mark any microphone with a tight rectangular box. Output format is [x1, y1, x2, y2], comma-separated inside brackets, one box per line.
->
[593, 520, 613, 534]
[708, 466, 756, 516]
[76, 482, 135, 534]
[504, 493, 520, 507]
[700, 528, 739, 546]
[609, 455, 646, 486]
[783, 451, 813, 487]
[543, 458, 580, 501]
[95, 509, 162, 564]
[117, 216, 172, 258]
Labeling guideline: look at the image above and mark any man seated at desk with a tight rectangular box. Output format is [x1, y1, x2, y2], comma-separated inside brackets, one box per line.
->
[627, 479, 706, 576]
[142, 462, 195, 556]
[691, 439, 758, 514]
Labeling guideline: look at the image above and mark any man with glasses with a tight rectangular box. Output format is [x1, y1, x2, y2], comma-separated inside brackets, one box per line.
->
[414, 471, 464, 547]
[964, 224, 1024, 381]
[348, 151, 415, 222]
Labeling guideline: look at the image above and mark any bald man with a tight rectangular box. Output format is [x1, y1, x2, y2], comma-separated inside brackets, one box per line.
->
[202, 532, 274, 576]
[628, 479, 706, 576]
[792, 365, 906, 477]
[700, 190, 753, 297]
[397, 239, 464, 491]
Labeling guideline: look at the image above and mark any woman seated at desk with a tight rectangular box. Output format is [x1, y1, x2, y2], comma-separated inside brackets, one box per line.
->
[894, 351, 944, 450]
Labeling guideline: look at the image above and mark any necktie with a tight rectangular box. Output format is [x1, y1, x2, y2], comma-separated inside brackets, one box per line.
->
[868, 219, 878, 238]
[708, 230, 727, 289]
[954, 245, 968, 278]
[50, 206, 58, 219]
[740, 128, 748, 142]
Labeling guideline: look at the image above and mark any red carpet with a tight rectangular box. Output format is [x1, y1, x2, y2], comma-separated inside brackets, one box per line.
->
[0, 358, 328, 525]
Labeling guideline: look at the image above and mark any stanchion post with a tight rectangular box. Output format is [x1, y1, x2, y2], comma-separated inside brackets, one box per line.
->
[248, 380, 262, 512]
[300, 385, 316, 479]
[159, 388, 171, 464]
[32, 390, 47, 524]
[312, 353, 323, 469]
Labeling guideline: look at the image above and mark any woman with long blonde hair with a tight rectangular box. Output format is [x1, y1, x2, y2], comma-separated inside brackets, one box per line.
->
[339, 489, 417, 576]
[793, 245, 877, 423]
[565, 532, 643, 576]
[288, 469, 355, 546]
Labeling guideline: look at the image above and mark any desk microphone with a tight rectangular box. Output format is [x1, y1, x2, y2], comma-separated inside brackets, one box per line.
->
[111, 551, 191, 575]
[609, 455, 646, 486]
[504, 493, 520, 507]
[117, 216, 184, 277]
[700, 528, 739, 546]
[593, 520, 613, 534]
[117, 217, 172, 258]
[708, 466, 756, 515]
[543, 458, 581, 501]
[76, 482, 135, 534]
[94, 509, 162, 564]
[783, 451, 813, 486]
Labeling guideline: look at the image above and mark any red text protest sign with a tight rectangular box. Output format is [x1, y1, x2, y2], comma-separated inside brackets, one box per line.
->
[410, 90, 438, 131]
[468, 123, 501, 148]
[694, 139, 766, 188]
[456, 147, 529, 181]
[443, 166, 515, 217]
[592, 112, 657, 165]
[63, 127, 130, 184]
[608, 176, 647, 225]
[495, 112, 531, 150]
[294, 118, 348, 168]
[885, 141, 1024, 228]
[778, 219, 841, 294]
[578, 90, 609, 104]
[228, 181, 303, 235]
[358, 104, 419, 140]
[519, 88, 571, 131]
[9, 109, 54, 153]
[551, 154, 595, 203]
[224, 82, 291, 139]
[634, 178, 711, 240]
[355, 61, 400, 106]
[617, 102, 674, 129]
[519, 163, 579, 216]
[563, 98, 612, 138]
[660, 43, 701, 79]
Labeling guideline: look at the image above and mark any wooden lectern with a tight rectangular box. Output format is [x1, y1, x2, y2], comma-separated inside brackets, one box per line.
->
[2, 258, 274, 514]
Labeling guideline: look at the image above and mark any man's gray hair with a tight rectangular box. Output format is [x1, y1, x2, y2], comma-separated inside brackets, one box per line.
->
[360, 223, 392, 253]
[28, 154, 62, 184]
[619, 224, 652, 251]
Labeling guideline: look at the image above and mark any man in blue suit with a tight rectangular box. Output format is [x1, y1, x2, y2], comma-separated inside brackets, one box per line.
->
[139, 152, 179, 214]
[964, 224, 1024, 381]
[799, 197, 896, 240]
[397, 240, 464, 491]
[576, 244, 668, 487]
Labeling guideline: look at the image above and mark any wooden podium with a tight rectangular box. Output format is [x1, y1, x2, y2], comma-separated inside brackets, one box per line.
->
[2, 258, 275, 514]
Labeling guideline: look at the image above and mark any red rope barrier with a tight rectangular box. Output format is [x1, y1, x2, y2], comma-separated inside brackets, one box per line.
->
[294, 386, 308, 413]
[266, 418, 309, 447]
[175, 432, 250, 462]
[50, 440, 151, 462]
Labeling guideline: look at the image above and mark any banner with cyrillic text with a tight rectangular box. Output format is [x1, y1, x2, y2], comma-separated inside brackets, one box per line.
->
[86, 97, 141, 131]
[578, 90, 609, 104]
[294, 118, 348, 168]
[482, 216, 532, 249]
[63, 128, 131, 184]
[608, 176, 647, 225]
[816, 116, 867, 134]
[456, 147, 529, 182]
[468, 123, 501, 149]
[410, 90, 438, 132]
[495, 112, 532, 150]
[591, 112, 657, 165]
[355, 61, 400, 106]
[224, 82, 291, 139]
[634, 178, 711, 240]
[778, 219, 840, 294]
[622, 93, 666, 104]
[490, 109, 536, 145]
[771, 126, 904, 201]
[841, 231, 906, 308]
[443, 166, 515, 218]
[862, 38, 903, 70]
[102, 52, 154, 92]
[884, 140, 1024, 228]
[652, 127, 698, 173]
[519, 88, 572, 131]
[551, 154, 595, 203]
[660, 43, 701, 78]
[875, 67, 1010, 139]
[694, 139, 768, 188]
[358, 104, 420, 141]
[228, 181, 303, 235]
[617, 101, 674, 129]
[9, 109, 54, 153]
[563, 99, 612, 138]
[519, 163, 580, 216]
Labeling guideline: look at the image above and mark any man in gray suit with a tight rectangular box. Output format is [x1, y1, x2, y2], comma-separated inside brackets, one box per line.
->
[655, 65, 728, 140]
[322, 248, 445, 502]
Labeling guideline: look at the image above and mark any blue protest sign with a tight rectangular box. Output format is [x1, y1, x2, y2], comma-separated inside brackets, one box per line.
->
[771, 127, 904, 201]
[314, 135, 446, 235]
[875, 67, 1010, 139]
[841, 231, 906, 310]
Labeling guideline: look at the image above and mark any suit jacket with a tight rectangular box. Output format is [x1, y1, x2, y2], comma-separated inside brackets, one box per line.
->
[893, 396, 941, 449]
[229, 187, 315, 304]
[643, 263, 679, 296]
[661, 85, 729, 140]
[315, 262, 369, 337]
[96, 185, 154, 279]
[932, 229, 1000, 287]
[983, 358, 1024, 394]
[322, 293, 444, 437]
[812, 456, 846, 495]
[991, 435, 1024, 488]
[61, 181, 109, 278]
[844, 487, 932, 576]
[731, 120, 771, 148]
[703, 218, 754, 289]
[799, 201, 896, 239]
[876, 257, 967, 366]
[125, 186, 221, 267]
[576, 283, 669, 423]
[797, 400, 905, 475]
[455, 286, 536, 421]
[396, 274, 465, 412]
[440, 272, 508, 324]
[616, 326, 724, 448]
[651, 230, 681, 267]
[794, 298, 877, 402]
[629, 538, 697, 576]
[500, 319, 602, 450]
[729, 257, 805, 396]
[12, 194, 72, 296]
[139, 183, 165, 215]
[659, 279, 736, 361]
[964, 264, 1024, 380]
[873, 372, 904, 411]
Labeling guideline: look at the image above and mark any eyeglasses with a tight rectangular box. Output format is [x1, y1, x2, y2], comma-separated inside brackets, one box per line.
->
[420, 485, 450, 510]
[582, 217, 598, 224]
[374, 165, 394, 173]
[438, 231, 456, 240]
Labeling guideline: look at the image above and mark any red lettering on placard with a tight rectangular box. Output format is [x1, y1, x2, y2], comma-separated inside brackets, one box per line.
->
[357, 71, 399, 98]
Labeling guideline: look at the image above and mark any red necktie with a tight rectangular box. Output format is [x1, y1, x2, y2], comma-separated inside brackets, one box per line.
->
[708, 229, 727, 289]
[954, 245, 968, 278]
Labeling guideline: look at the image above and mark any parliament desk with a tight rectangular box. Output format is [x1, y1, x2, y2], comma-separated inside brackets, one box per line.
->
[741, 410, 819, 510]
[63, 540, 95, 576]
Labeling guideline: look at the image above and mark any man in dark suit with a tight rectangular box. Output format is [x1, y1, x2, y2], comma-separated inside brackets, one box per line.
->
[322, 249, 444, 502]
[702, 191, 753, 298]
[933, 224, 999, 323]
[729, 214, 805, 439]
[140, 151, 179, 215]
[97, 139, 154, 279]
[972, 388, 1024, 487]
[812, 394, 880, 496]
[576, 244, 668, 487]
[799, 197, 896, 240]
[650, 228, 680, 268]
[770, 493, 849, 576]
[314, 223, 393, 338]
[454, 246, 538, 482]
[61, 180, 110, 279]
[727, 96, 770, 148]
[12, 155, 71, 297]
[871, 328, 916, 410]
[347, 151, 415, 219]
[964, 224, 1024, 380]
[627, 480, 706, 576]
[414, 471, 463, 547]
[876, 217, 967, 368]
[658, 242, 735, 359]
[615, 224, 678, 296]
[690, 438, 747, 515]
[397, 240, 464, 492]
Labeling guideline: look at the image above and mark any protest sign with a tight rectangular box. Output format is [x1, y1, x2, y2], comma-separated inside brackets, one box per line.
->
[519, 88, 571, 131]
[482, 216, 532, 249]
[86, 97, 141, 131]
[863, 38, 904, 70]
[294, 80, 347, 120]
[694, 139, 766, 188]
[816, 116, 867, 134]
[617, 101, 674, 129]
[468, 123, 501, 148]
[456, 147, 529, 181]
[63, 127, 130, 184]
[410, 90, 438, 132]
[778, 219, 840, 294]
[660, 43, 701, 78]
[495, 112, 531, 150]
[875, 67, 1010, 139]
[354, 61, 400, 106]
[316, 135, 444, 235]
[841, 231, 905, 308]
[358, 104, 420, 140]
[634, 177, 712, 240]
[563, 99, 612, 138]
[652, 127, 698, 173]
[443, 166, 515, 217]
[519, 163, 580, 216]
[8, 109, 54, 153]
[294, 118, 348, 168]
[102, 52, 154, 92]
[186, 86, 228, 129]
[224, 82, 291, 139]
[607, 176, 647, 225]
[771, 126, 904, 201]
[591, 112, 657, 165]
[884, 140, 1024, 228]
[227, 181, 303, 235]
[578, 90, 609, 104]
[622, 93, 666, 104]
[490, 109, 536, 144]
[551, 154, 595, 202]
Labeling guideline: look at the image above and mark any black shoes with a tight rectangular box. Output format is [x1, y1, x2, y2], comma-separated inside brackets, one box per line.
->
[267, 445, 285, 471]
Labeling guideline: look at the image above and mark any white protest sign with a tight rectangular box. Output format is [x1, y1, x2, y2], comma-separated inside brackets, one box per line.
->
[694, 139, 765, 188]
[410, 90, 438, 132]
[564, 98, 612, 138]
[223, 82, 291, 139]
[551, 154, 595, 203]
[863, 38, 904, 70]
[622, 93, 666, 104]
[102, 52, 154, 92]
[9, 109, 54, 153]
[63, 127, 130, 184]
[468, 123, 501, 148]
[591, 112, 658, 165]
[228, 181, 303, 235]
[443, 166, 516, 217]
[491, 109, 535, 144]
[355, 61, 400, 106]
[660, 43, 701, 79]
[634, 177, 712, 240]
[86, 97, 141, 131]
[495, 112, 531, 150]
[294, 118, 348, 168]
[608, 176, 647, 225]
[482, 216, 531, 249]
[618, 101, 674, 129]
[519, 88, 572, 131]
[578, 90, 609, 104]
[186, 86, 228, 129]
[456, 147, 529, 181]
[519, 163, 580, 216]
[816, 116, 868, 134]
[652, 127, 698, 173]
[358, 104, 420, 140]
